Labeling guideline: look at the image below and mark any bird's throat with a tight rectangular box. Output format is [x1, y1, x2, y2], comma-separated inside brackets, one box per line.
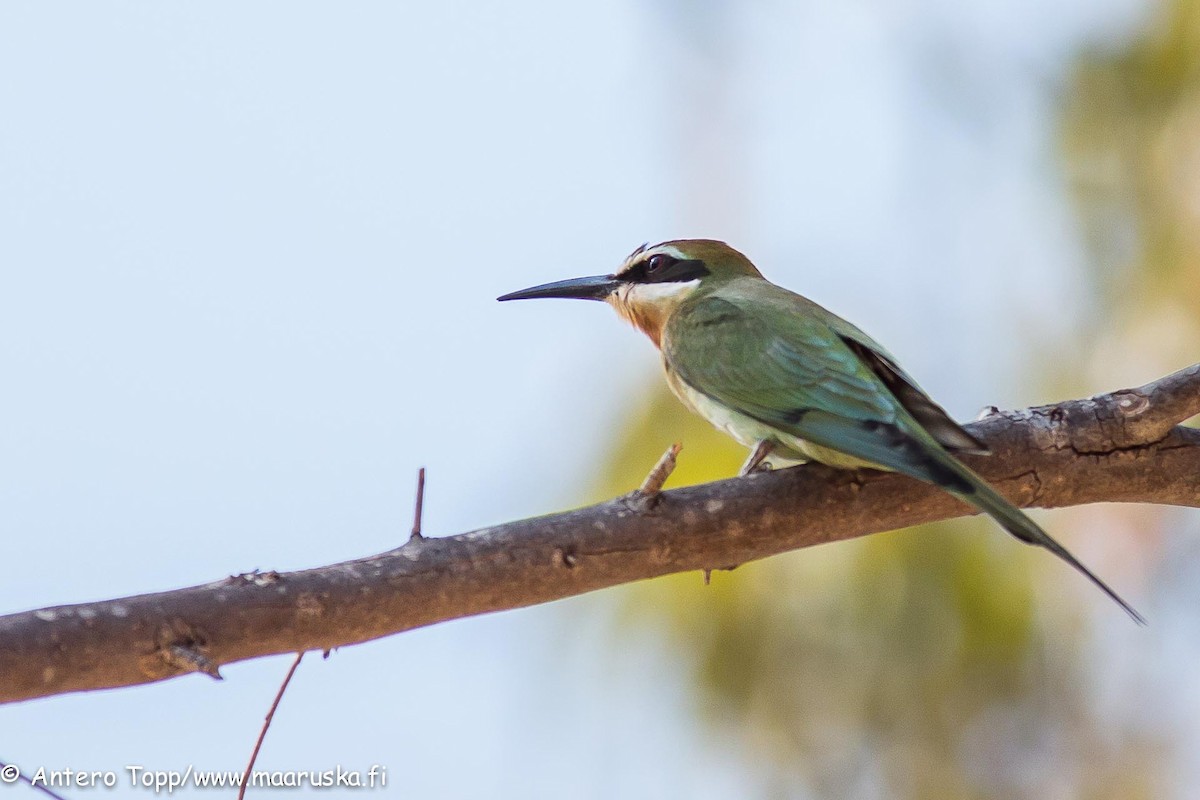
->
[610, 297, 667, 346]
[607, 281, 699, 349]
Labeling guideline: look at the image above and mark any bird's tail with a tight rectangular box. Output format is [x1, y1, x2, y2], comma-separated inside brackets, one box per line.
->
[930, 450, 1145, 625]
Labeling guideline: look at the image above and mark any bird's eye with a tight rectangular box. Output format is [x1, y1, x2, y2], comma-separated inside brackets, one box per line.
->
[646, 254, 668, 274]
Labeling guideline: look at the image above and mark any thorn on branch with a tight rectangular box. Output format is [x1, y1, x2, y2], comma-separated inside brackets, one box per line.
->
[976, 405, 1001, 421]
[636, 443, 682, 508]
[410, 467, 426, 541]
[163, 644, 223, 680]
[703, 564, 740, 585]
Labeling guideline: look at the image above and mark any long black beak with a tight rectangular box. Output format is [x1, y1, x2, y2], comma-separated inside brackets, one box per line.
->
[497, 275, 618, 302]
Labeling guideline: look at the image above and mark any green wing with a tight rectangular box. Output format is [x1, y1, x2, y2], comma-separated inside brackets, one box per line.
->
[662, 280, 1144, 623]
[662, 282, 972, 484]
[832, 327, 989, 454]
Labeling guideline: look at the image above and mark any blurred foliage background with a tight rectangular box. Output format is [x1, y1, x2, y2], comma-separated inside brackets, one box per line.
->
[1065, 0, 1200, 374]
[590, 1, 1200, 797]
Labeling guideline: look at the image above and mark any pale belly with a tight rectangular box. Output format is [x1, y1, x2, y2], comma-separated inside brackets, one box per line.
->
[663, 365, 878, 471]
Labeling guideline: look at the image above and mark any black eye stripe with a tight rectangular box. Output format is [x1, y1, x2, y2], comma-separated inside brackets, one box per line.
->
[624, 256, 710, 284]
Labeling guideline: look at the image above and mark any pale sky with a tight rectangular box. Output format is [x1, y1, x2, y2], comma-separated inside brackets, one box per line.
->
[0, 1, 1177, 798]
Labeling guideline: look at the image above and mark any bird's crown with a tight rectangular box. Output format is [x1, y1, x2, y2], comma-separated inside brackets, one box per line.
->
[615, 239, 762, 285]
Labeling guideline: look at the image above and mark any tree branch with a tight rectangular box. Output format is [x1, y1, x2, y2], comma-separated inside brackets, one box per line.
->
[2, 364, 1198, 705]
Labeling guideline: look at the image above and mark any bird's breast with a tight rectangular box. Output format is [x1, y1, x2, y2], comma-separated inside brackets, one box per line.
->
[661, 361, 879, 471]
[662, 364, 767, 449]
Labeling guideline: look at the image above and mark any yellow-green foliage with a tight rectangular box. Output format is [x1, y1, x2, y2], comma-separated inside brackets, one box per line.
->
[593, 382, 1096, 797]
[581, 3, 1198, 790]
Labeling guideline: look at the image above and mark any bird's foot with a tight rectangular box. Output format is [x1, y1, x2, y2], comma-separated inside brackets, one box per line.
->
[739, 440, 774, 476]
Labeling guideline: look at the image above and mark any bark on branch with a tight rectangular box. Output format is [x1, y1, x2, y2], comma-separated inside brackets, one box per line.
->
[3, 364, 1198, 705]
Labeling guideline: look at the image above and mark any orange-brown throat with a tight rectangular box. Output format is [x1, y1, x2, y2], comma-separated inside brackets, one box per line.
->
[607, 283, 690, 348]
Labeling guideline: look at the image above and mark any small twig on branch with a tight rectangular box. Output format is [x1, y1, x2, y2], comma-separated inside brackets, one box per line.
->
[638, 443, 682, 498]
[238, 652, 304, 800]
[411, 467, 426, 541]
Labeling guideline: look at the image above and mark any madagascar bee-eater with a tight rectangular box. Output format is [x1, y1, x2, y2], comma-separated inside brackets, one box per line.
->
[498, 239, 1142, 623]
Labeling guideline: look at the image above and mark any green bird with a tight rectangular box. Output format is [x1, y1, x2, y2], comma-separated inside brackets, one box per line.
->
[498, 239, 1143, 623]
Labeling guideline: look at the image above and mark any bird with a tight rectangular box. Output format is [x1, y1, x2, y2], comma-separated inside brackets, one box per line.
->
[498, 239, 1143, 623]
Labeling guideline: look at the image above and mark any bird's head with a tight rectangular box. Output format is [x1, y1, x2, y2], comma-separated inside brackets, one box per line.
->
[497, 239, 761, 346]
